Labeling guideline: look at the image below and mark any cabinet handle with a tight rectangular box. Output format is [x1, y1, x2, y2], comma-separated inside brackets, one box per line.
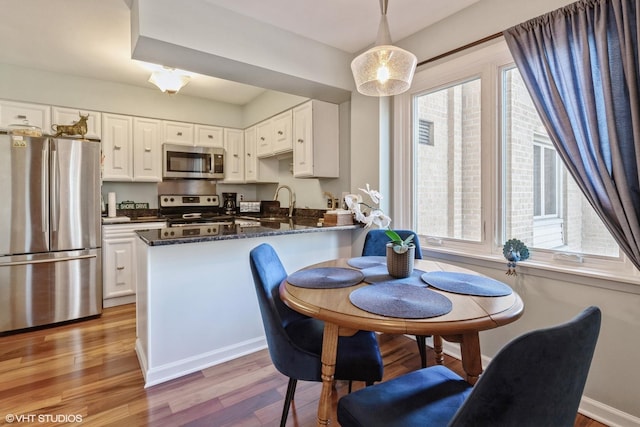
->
[16, 114, 27, 120]
[114, 144, 121, 149]
[233, 154, 238, 158]
[260, 136, 265, 141]
[278, 130, 283, 135]
[297, 138, 304, 143]
[208, 134, 213, 139]
[117, 266, 125, 270]
[177, 131, 183, 136]
[145, 147, 152, 152]
[247, 153, 251, 157]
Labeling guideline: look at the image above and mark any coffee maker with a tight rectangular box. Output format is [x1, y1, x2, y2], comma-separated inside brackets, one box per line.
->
[222, 192, 237, 215]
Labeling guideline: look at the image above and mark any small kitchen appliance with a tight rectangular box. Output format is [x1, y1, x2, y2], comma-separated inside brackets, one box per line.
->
[222, 192, 237, 215]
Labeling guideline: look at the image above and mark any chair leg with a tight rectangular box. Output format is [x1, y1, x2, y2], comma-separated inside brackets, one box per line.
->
[416, 335, 427, 368]
[348, 380, 352, 393]
[280, 378, 297, 427]
[433, 335, 444, 365]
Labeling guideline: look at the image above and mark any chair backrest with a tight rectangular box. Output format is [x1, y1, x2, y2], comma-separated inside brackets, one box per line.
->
[362, 229, 423, 259]
[249, 243, 323, 380]
[449, 306, 601, 427]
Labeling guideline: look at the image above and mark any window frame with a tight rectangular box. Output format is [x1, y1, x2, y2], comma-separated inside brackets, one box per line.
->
[392, 39, 640, 285]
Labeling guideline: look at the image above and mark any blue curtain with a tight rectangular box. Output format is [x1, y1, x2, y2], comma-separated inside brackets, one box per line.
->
[503, 0, 640, 270]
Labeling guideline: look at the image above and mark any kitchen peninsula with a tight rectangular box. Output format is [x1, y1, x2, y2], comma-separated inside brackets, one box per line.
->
[134, 220, 358, 387]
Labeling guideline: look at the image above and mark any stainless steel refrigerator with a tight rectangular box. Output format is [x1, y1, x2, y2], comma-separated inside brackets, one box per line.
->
[0, 134, 102, 333]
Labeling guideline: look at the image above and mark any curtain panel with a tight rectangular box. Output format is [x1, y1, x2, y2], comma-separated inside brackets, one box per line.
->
[503, 0, 640, 270]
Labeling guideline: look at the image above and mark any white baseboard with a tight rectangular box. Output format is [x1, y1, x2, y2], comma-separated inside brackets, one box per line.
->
[413, 336, 640, 427]
[136, 337, 267, 388]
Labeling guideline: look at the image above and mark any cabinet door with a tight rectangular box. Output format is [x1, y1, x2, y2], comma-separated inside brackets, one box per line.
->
[0, 100, 51, 132]
[223, 128, 244, 183]
[244, 126, 257, 182]
[293, 102, 314, 177]
[256, 119, 272, 158]
[103, 236, 136, 299]
[195, 125, 224, 147]
[272, 110, 293, 154]
[162, 121, 194, 145]
[102, 113, 133, 181]
[52, 106, 102, 139]
[133, 117, 162, 182]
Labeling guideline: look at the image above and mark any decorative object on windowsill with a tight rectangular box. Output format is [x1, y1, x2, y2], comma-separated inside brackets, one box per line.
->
[51, 113, 89, 138]
[345, 184, 416, 278]
[503, 238, 530, 276]
[351, 0, 417, 96]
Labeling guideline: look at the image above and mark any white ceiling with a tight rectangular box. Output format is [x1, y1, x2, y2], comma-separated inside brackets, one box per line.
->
[0, 0, 478, 105]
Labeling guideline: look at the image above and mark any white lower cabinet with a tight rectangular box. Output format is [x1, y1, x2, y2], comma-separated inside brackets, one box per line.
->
[103, 222, 165, 307]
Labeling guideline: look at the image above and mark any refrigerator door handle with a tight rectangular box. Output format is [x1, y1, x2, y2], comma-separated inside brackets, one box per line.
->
[51, 147, 59, 232]
[42, 142, 49, 233]
[0, 253, 97, 267]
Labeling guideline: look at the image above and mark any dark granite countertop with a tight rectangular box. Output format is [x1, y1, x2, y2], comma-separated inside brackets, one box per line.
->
[137, 220, 359, 246]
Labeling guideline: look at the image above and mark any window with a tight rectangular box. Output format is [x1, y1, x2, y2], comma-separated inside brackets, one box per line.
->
[502, 66, 619, 257]
[414, 78, 482, 242]
[394, 40, 633, 280]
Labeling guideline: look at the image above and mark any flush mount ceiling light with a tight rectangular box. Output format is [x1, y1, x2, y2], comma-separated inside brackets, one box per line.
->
[148, 67, 191, 94]
[351, 0, 417, 97]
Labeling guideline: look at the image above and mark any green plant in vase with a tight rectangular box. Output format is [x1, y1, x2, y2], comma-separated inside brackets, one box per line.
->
[385, 229, 415, 254]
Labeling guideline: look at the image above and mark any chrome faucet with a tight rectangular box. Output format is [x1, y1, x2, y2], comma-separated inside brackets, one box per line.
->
[274, 185, 296, 217]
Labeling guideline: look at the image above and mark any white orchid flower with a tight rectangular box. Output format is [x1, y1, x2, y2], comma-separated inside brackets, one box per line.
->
[359, 183, 382, 204]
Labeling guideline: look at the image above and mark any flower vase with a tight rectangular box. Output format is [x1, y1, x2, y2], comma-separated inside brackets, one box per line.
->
[386, 243, 415, 278]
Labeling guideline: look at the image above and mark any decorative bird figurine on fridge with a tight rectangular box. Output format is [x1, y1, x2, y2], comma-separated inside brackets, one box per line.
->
[503, 238, 529, 276]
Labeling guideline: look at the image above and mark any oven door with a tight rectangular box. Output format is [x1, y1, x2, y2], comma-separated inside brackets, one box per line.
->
[162, 144, 224, 179]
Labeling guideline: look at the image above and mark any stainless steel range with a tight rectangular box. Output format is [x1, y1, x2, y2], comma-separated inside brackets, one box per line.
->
[159, 194, 235, 226]
[158, 194, 236, 239]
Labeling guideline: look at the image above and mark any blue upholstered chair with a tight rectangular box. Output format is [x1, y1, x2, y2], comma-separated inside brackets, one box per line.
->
[249, 243, 384, 427]
[362, 229, 432, 368]
[338, 306, 601, 427]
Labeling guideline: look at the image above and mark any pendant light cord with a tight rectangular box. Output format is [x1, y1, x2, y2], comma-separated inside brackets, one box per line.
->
[380, 0, 388, 16]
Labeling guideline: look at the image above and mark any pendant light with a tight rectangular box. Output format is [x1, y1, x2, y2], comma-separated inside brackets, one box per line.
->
[351, 0, 417, 96]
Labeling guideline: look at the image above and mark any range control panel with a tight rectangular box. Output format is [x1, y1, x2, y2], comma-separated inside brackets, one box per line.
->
[159, 194, 219, 208]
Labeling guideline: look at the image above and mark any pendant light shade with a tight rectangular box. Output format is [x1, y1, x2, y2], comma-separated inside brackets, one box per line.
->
[351, 0, 417, 96]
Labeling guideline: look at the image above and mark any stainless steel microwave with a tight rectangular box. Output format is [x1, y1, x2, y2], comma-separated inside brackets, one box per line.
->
[162, 143, 224, 180]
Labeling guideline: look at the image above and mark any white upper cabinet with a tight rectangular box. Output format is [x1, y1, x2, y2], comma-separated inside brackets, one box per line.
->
[256, 119, 272, 158]
[0, 100, 51, 133]
[195, 125, 224, 147]
[102, 113, 133, 181]
[223, 128, 244, 183]
[244, 125, 278, 183]
[271, 110, 292, 154]
[162, 121, 194, 145]
[293, 100, 339, 178]
[133, 117, 162, 182]
[52, 106, 102, 139]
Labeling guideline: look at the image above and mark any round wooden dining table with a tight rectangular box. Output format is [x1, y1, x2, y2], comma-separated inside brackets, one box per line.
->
[279, 257, 524, 427]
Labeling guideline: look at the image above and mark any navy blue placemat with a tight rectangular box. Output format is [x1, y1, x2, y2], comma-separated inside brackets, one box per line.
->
[347, 256, 387, 269]
[362, 267, 428, 287]
[286, 267, 364, 289]
[421, 271, 513, 296]
[349, 282, 453, 318]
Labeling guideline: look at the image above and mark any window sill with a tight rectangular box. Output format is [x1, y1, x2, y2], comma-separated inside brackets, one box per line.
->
[422, 246, 640, 296]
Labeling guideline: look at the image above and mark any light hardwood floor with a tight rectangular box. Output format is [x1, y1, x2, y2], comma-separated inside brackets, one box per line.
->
[0, 304, 606, 426]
